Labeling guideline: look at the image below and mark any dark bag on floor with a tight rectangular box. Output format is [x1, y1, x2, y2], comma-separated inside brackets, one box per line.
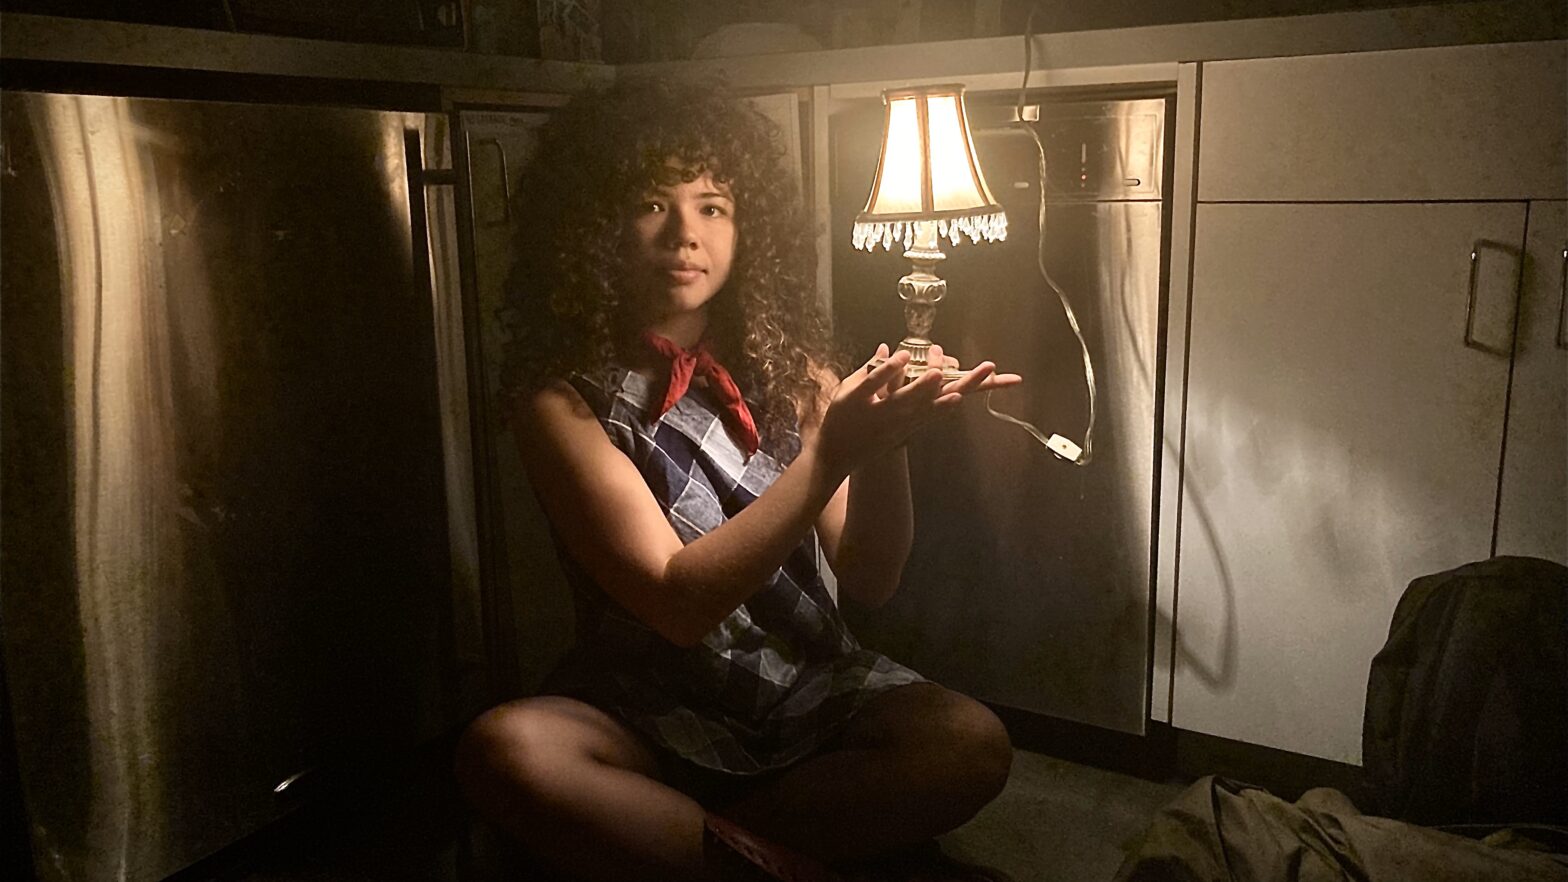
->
[1362, 556, 1568, 825]
[1112, 776, 1568, 882]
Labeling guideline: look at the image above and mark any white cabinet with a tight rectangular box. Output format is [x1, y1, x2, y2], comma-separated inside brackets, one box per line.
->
[1198, 40, 1566, 202]
[1172, 39, 1565, 764]
[1497, 201, 1568, 562]
[1175, 202, 1527, 763]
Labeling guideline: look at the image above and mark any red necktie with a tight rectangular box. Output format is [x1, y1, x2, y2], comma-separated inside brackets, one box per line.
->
[642, 332, 760, 456]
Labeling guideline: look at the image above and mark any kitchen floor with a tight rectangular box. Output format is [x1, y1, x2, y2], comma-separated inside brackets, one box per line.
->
[940, 749, 1186, 882]
[223, 747, 1187, 882]
[468, 747, 1189, 881]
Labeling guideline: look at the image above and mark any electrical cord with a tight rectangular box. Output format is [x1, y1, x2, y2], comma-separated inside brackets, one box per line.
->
[982, 5, 1097, 465]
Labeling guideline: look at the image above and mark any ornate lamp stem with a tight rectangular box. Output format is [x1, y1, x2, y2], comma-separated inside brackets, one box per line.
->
[897, 220, 948, 373]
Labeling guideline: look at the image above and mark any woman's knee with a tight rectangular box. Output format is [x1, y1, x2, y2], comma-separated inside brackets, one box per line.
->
[927, 692, 1013, 804]
[454, 697, 652, 813]
[858, 685, 1013, 805]
[455, 700, 548, 809]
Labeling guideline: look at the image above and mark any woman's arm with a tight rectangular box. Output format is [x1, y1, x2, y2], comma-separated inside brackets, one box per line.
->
[811, 344, 1022, 609]
[807, 374, 913, 611]
[515, 352, 938, 648]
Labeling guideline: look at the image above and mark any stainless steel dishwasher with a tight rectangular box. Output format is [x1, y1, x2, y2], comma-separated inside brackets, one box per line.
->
[830, 92, 1172, 735]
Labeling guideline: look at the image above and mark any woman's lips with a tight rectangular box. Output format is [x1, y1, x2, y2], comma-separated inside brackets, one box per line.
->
[662, 266, 704, 284]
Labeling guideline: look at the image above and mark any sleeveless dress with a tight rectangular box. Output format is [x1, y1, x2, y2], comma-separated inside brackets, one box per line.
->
[544, 367, 925, 775]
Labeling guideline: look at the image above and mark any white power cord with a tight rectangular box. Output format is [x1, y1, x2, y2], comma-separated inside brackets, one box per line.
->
[982, 5, 1097, 466]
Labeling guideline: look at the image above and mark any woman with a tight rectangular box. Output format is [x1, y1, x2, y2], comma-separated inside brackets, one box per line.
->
[456, 76, 1019, 882]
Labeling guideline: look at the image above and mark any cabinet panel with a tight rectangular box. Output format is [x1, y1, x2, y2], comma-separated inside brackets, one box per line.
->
[1497, 201, 1567, 563]
[1174, 202, 1525, 763]
[1199, 41, 1567, 202]
[459, 110, 576, 697]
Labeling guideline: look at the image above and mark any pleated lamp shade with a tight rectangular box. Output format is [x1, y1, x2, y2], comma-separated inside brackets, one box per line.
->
[853, 84, 1007, 252]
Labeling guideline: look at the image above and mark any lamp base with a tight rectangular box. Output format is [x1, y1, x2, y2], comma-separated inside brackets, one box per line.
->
[869, 355, 970, 381]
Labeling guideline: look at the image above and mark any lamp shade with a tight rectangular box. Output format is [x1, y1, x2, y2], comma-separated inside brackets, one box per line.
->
[854, 84, 1007, 252]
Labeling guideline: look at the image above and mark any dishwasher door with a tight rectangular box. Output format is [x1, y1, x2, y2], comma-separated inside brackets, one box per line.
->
[830, 94, 1170, 734]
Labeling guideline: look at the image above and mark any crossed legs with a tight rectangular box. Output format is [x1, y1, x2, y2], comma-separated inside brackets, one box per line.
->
[454, 684, 1012, 880]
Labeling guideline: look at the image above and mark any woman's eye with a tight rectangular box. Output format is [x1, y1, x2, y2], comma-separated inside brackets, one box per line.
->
[639, 200, 665, 213]
[702, 204, 730, 217]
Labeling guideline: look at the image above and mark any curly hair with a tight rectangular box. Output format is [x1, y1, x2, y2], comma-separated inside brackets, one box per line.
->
[499, 75, 842, 448]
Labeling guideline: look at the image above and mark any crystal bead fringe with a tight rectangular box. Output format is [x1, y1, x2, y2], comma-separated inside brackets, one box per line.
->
[852, 211, 1009, 252]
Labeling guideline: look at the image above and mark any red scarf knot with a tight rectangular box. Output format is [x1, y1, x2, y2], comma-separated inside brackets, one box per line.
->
[641, 331, 760, 456]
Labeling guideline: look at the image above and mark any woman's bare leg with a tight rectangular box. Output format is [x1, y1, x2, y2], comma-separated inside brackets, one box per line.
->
[718, 684, 1013, 865]
[454, 696, 709, 881]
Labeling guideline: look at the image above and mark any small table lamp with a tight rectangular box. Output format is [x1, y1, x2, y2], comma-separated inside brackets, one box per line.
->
[853, 84, 1007, 377]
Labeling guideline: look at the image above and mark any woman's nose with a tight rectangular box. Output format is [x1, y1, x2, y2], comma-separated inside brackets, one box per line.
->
[659, 207, 699, 249]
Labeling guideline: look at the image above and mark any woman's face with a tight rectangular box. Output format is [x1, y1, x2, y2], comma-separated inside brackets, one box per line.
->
[621, 171, 736, 325]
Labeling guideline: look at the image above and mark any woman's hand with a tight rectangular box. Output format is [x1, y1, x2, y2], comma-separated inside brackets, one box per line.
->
[812, 343, 1021, 477]
[918, 343, 1023, 394]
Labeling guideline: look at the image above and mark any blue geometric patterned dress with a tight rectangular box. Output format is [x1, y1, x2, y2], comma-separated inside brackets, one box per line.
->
[543, 366, 925, 775]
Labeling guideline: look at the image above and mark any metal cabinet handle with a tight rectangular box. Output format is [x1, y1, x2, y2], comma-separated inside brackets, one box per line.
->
[404, 130, 435, 303]
[1465, 239, 1522, 356]
[1557, 246, 1567, 350]
[273, 766, 315, 795]
[473, 137, 511, 225]
[403, 128, 457, 295]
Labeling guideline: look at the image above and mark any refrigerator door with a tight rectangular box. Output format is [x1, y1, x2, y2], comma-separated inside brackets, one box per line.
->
[1, 93, 461, 881]
[831, 96, 1168, 734]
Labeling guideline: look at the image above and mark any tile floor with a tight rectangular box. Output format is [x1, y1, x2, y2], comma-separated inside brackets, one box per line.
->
[939, 750, 1186, 882]
[221, 747, 1187, 881]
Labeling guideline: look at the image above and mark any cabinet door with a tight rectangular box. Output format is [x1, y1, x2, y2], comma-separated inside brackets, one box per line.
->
[1175, 202, 1526, 763]
[1200, 40, 1566, 202]
[1497, 201, 1567, 563]
[458, 110, 575, 697]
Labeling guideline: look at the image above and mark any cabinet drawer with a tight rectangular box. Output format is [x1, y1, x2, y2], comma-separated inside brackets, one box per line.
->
[1199, 41, 1567, 202]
